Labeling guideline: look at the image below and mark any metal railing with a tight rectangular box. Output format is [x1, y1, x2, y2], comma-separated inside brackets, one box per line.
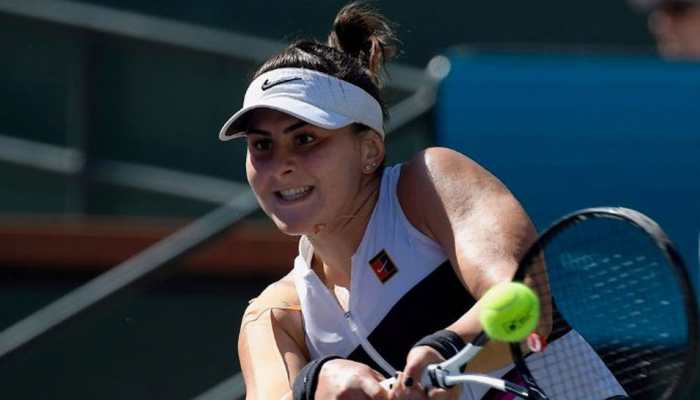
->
[0, 0, 429, 92]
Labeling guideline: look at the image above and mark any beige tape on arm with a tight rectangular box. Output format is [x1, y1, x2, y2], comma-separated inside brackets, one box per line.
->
[242, 302, 301, 330]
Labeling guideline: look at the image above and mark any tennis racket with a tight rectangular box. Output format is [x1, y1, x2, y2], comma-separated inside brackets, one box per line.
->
[383, 207, 698, 399]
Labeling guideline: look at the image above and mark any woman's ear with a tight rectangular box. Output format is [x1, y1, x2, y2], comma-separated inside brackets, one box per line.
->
[360, 131, 385, 174]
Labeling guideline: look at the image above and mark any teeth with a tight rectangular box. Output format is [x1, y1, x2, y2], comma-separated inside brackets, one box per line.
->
[279, 186, 312, 200]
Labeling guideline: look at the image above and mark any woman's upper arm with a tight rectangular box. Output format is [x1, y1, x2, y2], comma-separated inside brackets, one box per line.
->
[398, 147, 537, 299]
[238, 278, 308, 400]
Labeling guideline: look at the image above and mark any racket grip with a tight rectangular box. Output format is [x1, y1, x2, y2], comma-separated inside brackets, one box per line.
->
[379, 369, 433, 391]
[379, 377, 396, 390]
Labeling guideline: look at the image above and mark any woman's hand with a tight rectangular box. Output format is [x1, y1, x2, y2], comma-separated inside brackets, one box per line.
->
[391, 346, 460, 400]
[315, 358, 390, 400]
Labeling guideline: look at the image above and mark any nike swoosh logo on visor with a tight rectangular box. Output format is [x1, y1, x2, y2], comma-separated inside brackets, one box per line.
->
[261, 77, 302, 91]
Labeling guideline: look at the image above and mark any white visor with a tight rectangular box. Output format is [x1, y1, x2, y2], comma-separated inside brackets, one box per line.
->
[218, 68, 385, 141]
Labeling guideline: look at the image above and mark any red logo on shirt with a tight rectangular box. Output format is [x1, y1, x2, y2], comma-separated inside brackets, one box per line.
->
[369, 250, 398, 283]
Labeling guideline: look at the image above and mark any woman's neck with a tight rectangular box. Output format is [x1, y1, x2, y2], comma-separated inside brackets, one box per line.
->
[306, 174, 381, 289]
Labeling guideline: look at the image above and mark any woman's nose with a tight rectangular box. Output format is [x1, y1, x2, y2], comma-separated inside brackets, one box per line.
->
[272, 151, 297, 178]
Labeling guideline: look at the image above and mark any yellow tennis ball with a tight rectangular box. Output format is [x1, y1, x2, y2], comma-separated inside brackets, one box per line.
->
[479, 282, 540, 342]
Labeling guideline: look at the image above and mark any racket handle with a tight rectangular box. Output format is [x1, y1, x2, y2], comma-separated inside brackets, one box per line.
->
[379, 377, 396, 390]
[379, 369, 433, 391]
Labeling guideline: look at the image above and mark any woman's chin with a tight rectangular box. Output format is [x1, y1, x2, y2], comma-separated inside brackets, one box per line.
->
[271, 217, 313, 237]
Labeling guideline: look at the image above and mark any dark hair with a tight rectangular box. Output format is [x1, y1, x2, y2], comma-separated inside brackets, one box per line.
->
[252, 2, 399, 121]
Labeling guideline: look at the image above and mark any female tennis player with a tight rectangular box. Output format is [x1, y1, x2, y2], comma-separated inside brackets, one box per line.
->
[225, 3, 539, 399]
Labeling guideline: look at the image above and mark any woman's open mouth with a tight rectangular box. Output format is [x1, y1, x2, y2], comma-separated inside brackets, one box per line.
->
[275, 186, 314, 202]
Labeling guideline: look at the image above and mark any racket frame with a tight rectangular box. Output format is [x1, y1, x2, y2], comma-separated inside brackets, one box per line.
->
[383, 207, 698, 400]
[510, 207, 699, 400]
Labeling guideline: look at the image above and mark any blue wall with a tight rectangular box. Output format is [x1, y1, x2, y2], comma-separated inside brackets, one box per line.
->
[436, 52, 700, 286]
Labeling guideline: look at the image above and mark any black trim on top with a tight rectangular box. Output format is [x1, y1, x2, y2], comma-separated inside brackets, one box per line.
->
[347, 260, 476, 376]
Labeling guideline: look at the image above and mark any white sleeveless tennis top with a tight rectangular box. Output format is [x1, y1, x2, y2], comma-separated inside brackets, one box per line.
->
[292, 164, 469, 366]
[291, 164, 627, 400]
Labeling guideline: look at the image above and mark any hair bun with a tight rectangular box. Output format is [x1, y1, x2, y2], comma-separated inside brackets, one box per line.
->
[327, 2, 399, 86]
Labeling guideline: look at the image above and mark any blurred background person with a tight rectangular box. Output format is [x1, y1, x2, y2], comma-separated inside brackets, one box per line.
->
[629, 0, 700, 60]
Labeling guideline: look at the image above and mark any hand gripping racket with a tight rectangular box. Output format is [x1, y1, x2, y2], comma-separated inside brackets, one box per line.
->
[383, 207, 698, 399]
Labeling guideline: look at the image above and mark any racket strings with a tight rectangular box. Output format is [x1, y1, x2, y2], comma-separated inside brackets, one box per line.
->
[516, 217, 691, 399]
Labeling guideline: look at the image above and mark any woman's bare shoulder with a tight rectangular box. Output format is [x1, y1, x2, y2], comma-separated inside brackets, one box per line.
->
[397, 147, 492, 238]
[400, 147, 487, 186]
[243, 271, 301, 325]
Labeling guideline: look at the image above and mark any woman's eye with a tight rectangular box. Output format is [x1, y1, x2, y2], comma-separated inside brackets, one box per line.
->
[295, 133, 315, 146]
[251, 139, 272, 151]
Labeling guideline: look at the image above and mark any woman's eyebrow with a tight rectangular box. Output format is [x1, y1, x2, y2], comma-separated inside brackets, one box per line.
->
[283, 121, 308, 133]
[246, 128, 270, 136]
